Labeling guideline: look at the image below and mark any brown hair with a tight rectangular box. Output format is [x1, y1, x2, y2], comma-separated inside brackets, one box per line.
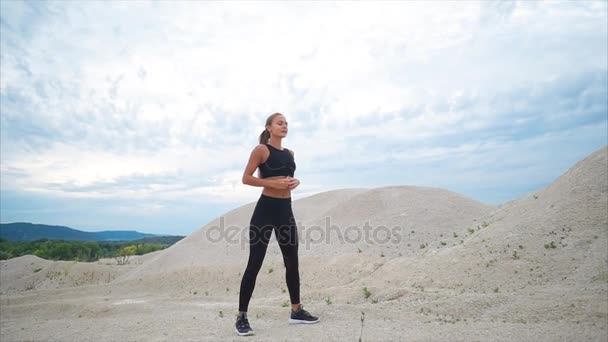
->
[259, 112, 283, 144]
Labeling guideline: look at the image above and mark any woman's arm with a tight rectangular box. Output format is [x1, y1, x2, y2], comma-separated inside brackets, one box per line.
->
[287, 149, 300, 190]
[242, 145, 270, 187]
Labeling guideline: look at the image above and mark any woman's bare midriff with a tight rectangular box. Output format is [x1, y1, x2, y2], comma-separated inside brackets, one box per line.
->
[262, 175, 292, 198]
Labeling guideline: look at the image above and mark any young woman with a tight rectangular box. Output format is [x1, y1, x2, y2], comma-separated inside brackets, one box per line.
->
[235, 112, 320, 336]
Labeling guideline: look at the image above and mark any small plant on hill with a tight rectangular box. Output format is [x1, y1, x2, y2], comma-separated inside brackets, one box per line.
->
[363, 287, 371, 299]
[115, 245, 137, 265]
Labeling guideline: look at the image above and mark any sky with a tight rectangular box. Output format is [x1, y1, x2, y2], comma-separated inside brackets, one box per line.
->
[1, 0, 607, 236]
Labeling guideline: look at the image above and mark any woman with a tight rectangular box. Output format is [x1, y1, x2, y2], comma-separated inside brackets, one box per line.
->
[235, 112, 320, 336]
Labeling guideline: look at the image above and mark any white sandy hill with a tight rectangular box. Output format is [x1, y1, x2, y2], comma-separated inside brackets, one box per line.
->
[298, 185, 495, 257]
[361, 146, 608, 322]
[112, 184, 494, 292]
[0, 251, 161, 295]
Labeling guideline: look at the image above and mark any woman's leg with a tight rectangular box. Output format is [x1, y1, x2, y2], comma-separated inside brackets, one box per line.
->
[238, 198, 274, 313]
[274, 203, 301, 308]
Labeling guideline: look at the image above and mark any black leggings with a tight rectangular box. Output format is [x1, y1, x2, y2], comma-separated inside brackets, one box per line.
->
[238, 194, 300, 312]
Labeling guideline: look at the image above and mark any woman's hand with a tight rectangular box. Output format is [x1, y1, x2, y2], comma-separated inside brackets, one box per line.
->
[287, 177, 300, 190]
[264, 177, 300, 190]
[268, 178, 292, 190]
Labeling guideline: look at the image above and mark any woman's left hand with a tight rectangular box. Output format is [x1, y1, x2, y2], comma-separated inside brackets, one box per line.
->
[287, 177, 300, 190]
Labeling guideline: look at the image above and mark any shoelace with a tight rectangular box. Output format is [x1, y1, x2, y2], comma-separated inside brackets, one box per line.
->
[237, 317, 250, 329]
[301, 309, 313, 317]
[295, 306, 313, 317]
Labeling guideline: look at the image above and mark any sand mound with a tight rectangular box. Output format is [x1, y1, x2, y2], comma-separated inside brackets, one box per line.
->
[0, 247, 165, 294]
[0, 254, 148, 295]
[357, 146, 608, 324]
[113, 185, 493, 285]
[298, 185, 494, 257]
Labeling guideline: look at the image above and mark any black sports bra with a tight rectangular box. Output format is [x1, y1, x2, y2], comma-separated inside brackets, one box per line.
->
[258, 143, 296, 178]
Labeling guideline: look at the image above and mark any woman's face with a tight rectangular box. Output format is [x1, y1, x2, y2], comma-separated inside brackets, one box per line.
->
[268, 115, 288, 138]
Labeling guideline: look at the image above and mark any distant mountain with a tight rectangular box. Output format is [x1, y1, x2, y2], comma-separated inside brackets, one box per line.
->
[0, 222, 178, 242]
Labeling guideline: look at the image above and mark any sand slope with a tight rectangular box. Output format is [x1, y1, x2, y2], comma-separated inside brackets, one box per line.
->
[1, 146, 606, 342]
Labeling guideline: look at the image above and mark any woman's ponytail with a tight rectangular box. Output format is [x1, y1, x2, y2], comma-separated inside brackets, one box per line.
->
[259, 129, 270, 144]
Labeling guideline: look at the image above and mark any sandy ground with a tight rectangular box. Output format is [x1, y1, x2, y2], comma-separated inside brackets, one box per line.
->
[1, 146, 607, 342]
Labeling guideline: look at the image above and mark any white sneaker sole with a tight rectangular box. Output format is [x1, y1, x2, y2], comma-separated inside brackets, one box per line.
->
[288, 318, 320, 324]
[234, 326, 255, 336]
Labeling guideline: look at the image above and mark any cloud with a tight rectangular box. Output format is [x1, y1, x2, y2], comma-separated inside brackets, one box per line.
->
[1, 0, 606, 233]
